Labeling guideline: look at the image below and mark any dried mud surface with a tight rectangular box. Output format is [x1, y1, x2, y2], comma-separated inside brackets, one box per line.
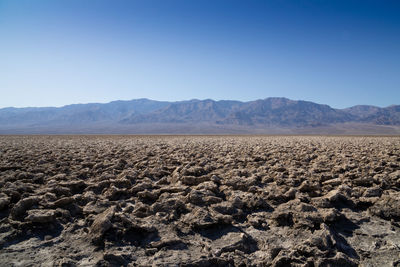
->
[0, 135, 399, 267]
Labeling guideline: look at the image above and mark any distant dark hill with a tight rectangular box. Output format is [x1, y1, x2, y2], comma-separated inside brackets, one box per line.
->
[220, 98, 354, 127]
[0, 99, 169, 127]
[344, 105, 400, 125]
[362, 105, 400, 125]
[343, 105, 382, 118]
[0, 97, 399, 134]
[122, 99, 244, 123]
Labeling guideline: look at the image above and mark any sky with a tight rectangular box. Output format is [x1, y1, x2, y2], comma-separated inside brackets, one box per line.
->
[0, 0, 399, 109]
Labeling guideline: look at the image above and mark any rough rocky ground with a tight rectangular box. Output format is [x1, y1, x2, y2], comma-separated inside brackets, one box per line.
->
[0, 135, 399, 267]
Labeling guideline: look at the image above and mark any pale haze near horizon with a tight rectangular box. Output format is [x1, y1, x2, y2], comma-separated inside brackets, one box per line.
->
[0, 0, 399, 109]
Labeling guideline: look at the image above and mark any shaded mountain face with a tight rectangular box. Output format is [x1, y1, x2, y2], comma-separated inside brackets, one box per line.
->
[344, 105, 400, 125]
[219, 98, 355, 127]
[0, 99, 169, 127]
[0, 97, 399, 133]
[344, 105, 382, 118]
[359, 105, 400, 125]
[122, 99, 244, 123]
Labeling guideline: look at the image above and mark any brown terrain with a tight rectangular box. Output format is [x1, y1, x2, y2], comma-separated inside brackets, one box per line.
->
[0, 135, 399, 266]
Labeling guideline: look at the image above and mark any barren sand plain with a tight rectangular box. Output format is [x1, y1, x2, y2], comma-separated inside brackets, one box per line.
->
[0, 135, 399, 267]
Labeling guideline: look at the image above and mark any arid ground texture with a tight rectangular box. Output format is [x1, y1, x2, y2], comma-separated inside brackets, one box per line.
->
[0, 136, 399, 266]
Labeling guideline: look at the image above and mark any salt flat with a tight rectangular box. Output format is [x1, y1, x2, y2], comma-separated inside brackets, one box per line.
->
[0, 136, 399, 266]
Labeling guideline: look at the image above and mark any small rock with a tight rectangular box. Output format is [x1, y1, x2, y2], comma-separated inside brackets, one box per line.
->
[0, 197, 10, 210]
[49, 186, 71, 197]
[53, 197, 75, 207]
[103, 253, 128, 266]
[306, 225, 334, 251]
[103, 186, 128, 201]
[324, 189, 345, 203]
[322, 178, 342, 186]
[181, 175, 209, 186]
[353, 176, 374, 187]
[363, 187, 382, 198]
[320, 208, 341, 223]
[89, 206, 116, 244]
[298, 180, 320, 193]
[149, 237, 185, 249]
[211, 201, 239, 215]
[369, 193, 400, 220]
[132, 202, 151, 218]
[182, 207, 217, 229]
[186, 190, 207, 205]
[11, 196, 40, 220]
[182, 166, 206, 177]
[247, 212, 270, 229]
[111, 178, 131, 189]
[152, 197, 186, 214]
[137, 189, 160, 201]
[316, 251, 358, 267]
[271, 211, 293, 227]
[25, 209, 56, 223]
[57, 258, 77, 267]
[195, 181, 218, 193]
[55, 208, 72, 221]
[212, 232, 257, 255]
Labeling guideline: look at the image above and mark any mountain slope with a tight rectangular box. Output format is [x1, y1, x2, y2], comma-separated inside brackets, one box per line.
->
[0, 98, 399, 134]
[344, 105, 400, 125]
[0, 99, 169, 127]
[219, 98, 355, 127]
[122, 99, 244, 123]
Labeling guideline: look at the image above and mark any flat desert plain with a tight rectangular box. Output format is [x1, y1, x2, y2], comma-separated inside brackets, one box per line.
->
[0, 135, 399, 267]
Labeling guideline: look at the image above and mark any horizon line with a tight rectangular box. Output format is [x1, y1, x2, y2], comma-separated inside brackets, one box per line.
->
[0, 97, 397, 110]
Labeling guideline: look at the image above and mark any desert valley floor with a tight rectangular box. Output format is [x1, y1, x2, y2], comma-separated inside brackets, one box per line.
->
[0, 135, 399, 266]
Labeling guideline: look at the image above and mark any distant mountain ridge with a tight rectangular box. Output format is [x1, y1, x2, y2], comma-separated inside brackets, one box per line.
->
[0, 97, 399, 134]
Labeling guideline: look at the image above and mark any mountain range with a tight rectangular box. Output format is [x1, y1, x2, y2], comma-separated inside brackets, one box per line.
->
[0, 98, 399, 134]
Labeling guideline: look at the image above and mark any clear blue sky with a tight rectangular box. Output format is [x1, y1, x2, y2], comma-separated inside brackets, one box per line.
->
[0, 0, 399, 109]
